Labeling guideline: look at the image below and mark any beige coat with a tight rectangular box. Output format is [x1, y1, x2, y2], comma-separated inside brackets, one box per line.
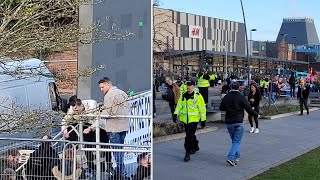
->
[101, 86, 130, 132]
[173, 83, 181, 105]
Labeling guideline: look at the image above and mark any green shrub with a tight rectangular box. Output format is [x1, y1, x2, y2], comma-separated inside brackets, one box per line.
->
[260, 105, 300, 116]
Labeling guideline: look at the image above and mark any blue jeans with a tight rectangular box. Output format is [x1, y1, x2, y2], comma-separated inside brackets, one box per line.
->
[271, 92, 276, 103]
[226, 123, 244, 161]
[108, 131, 127, 175]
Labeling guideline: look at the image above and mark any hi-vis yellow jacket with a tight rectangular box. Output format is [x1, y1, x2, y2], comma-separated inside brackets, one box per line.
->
[209, 74, 217, 81]
[179, 82, 187, 96]
[259, 80, 265, 87]
[174, 91, 206, 124]
[197, 74, 210, 87]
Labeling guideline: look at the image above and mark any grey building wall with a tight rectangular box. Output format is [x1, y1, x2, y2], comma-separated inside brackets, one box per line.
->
[266, 42, 278, 58]
[172, 10, 245, 53]
[78, 0, 152, 101]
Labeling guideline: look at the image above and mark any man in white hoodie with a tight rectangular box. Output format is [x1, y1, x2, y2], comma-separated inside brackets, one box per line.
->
[84, 77, 130, 178]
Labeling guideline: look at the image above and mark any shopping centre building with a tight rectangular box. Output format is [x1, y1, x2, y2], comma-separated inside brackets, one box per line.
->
[153, 7, 245, 53]
[153, 8, 309, 79]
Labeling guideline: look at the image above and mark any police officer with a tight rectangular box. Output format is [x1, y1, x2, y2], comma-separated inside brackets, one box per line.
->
[259, 78, 265, 97]
[179, 79, 187, 97]
[196, 68, 210, 104]
[209, 72, 216, 87]
[174, 80, 206, 162]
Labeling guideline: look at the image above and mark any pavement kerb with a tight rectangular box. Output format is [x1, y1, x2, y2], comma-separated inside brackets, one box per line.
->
[259, 107, 319, 120]
[239, 143, 320, 180]
[153, 126, 218, 144]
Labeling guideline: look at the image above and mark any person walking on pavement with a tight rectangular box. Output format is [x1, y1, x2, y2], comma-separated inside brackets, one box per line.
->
[297, 79, 310, 115]
[259, 78, 265, 97]
[248, 83, 262, 133]
[165, 77, 180, 123]
[289, 72, 296, 97]
[268, 79, 277, 104]
[219, 82, 259, 166]
[174, 80, 206, 162]
[196, 68, 210, 104]
[263, 78, 269, 97]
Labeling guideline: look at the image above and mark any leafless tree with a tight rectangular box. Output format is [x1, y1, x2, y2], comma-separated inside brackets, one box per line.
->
[153, 2, 178, 78]
[0, 0, 137, 134]
[0, 0, 133, 61]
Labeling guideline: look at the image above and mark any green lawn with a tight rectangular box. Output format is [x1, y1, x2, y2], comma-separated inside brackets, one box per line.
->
[251, 147, 320, 180]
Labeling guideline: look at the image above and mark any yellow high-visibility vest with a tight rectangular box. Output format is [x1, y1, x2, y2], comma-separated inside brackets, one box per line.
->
[174, 92, 206, 124]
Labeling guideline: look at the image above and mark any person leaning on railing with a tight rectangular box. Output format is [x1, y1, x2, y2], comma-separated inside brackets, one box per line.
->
[61, 98, 112, 175]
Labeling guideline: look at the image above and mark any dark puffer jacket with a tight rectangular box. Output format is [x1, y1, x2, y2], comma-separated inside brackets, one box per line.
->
[220, 90, 259, 124]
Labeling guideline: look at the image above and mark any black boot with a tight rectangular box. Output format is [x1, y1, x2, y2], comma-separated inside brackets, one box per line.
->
[184, 152, 190, 162]
[194, 139, 200, 152]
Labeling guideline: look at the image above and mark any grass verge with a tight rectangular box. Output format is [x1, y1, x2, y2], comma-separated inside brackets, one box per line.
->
[260, 105, 300, 116]
[251, 147, 320, 180]
[153, 122, 184, 138]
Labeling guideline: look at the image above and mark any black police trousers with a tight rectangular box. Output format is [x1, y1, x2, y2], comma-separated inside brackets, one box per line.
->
[184, 122, 199, 154]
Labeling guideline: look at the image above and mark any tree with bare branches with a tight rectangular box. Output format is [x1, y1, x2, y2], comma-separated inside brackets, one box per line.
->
[153, 2, 178, 79]
[0, 0, 133, 61]
[0, 0, 136, 135]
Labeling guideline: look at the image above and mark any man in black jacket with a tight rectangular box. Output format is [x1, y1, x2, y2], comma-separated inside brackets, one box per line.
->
[219, 82, 259, 166]
[289, 73, 296, 97]
[297, 80, 310, 115]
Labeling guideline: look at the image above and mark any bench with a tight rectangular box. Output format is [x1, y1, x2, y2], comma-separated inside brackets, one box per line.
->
[207, 99, 221, 113]
[309, 92, 320, 104]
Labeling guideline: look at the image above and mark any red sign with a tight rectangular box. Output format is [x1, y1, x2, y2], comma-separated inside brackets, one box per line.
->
[191, 28, 200, 36]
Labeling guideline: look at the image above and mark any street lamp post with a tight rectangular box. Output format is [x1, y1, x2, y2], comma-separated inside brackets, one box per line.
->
[250, 29, 257, 56]
[240, 0, 251, 84]
[225, 39, 228, 80]
[249, 29, 257, 80]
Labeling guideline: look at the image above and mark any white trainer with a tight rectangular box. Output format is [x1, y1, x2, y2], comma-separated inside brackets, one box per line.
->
[254, 128, 259, 133]
[250, 127, 255, 133]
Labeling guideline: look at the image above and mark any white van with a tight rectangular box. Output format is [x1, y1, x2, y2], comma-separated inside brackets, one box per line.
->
[0, 58, 67, 137]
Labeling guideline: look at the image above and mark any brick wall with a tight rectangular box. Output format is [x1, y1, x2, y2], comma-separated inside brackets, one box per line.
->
[45, 46, 78, 95]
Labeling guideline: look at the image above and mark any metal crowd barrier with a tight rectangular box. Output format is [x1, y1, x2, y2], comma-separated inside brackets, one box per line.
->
[0, 91, 152, 180]
[0, 138, 151, 180]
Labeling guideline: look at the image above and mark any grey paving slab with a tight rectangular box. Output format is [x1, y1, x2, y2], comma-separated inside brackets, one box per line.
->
[153, 110, 320, 180]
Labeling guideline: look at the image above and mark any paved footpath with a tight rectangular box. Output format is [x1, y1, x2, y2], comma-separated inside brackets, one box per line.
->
[153, 110, 320, 180]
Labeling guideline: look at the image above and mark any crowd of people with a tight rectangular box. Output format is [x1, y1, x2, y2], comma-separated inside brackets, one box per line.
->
[0, 77, 151, 180]
[155, 67, 316, 166]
